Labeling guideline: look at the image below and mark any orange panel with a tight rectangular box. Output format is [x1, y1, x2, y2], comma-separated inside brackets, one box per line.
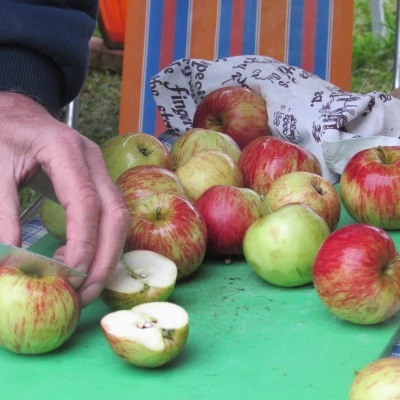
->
[329, 0, 354, 91]
[258, 0, 288, 63]
[189, 0, 218, 59]
[119, 0, 147, 134]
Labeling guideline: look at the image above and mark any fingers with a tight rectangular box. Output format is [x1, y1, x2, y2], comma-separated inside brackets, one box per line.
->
[35, 129, 101, 286]
[77, 140, 130, 306]
[0, 177, 21, 247]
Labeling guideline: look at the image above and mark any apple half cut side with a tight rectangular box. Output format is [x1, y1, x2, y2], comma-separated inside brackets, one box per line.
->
[101, 250, 178, 310]
[101, 302, 189, 368]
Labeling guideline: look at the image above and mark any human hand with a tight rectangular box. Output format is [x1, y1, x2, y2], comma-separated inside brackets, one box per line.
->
[0, 92, 130, 306]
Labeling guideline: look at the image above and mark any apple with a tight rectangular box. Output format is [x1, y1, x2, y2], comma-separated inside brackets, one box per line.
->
[0, 263, 81, 354]
[243, 203, 330, 287]
[117, 165, 188, 209]
[101, 250, 177, 310]
[313, 223, 400, 325]
[170, 128, 241, 169]
[175, 150, 244, 202]
[192, 86, 270, 149]
[265, 171, 341, 231]
[194, 185, 271, 255]
[340, 146, 400, 230]
[126, 193, 207, 279]
[101, 301, 189, 368]
[39, 197, 66, 242]
[238, 137, 322, 196]
[349, 357, 400, 399]
[101, 132, 173, 181]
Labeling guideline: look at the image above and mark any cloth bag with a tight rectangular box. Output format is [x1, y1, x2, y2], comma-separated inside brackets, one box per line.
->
[151, 55, 400, 183]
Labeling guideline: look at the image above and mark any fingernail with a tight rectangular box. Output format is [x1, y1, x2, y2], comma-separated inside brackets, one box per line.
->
[80, 282, 104, 308]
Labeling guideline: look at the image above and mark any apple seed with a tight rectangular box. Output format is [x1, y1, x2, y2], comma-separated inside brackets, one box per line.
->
[137, 316, 158, 329]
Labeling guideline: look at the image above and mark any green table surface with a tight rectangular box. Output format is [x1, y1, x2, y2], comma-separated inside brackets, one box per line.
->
[2, 203, 400, 400]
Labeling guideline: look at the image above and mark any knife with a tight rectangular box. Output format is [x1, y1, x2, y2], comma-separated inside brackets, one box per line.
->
[0, 243, 87, 279]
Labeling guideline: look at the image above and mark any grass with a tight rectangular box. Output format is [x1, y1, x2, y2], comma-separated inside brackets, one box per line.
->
[18, 0, 399, 212]
[351, 0, 397, 93]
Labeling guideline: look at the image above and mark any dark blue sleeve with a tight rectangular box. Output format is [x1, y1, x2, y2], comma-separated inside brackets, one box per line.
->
[0, 0, 98, 115]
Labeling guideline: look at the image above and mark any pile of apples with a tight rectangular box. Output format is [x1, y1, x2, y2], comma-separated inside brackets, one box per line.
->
[6, 86, 400, 396]
[93, 87, 342, 370]
[100, 87, 400, 395]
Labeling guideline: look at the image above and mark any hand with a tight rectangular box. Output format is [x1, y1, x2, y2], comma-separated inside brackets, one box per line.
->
[0, 92, 130, 306]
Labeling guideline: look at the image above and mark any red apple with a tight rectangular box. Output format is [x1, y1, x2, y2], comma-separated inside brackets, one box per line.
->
[340, 146, 400, 230]
[192, 86, 270, 150]
[175, 150, 244, 203]
[313, 223, 400, 325]
[349, 357, 400, 399]
[265, 171, 341, 231]
[238, 137, 322, 196]
[194, 185, 271, 255]
[117, 165, 188, 209]
[126, 193, 207, 279]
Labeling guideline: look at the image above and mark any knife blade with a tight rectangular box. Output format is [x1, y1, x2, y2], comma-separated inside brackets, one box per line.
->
[0, 243, 87, 279]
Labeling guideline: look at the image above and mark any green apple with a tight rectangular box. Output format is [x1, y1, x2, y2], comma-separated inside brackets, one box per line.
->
[101, 133, 173, 181]
[170, 128, 241, 169]
[101, 301, 189, 368]
[0, 263, 81, 354]
[39, 197, 66, 242]
[243, 203, 330, 287]
[175, 150, 244, 202]
[349, 357, 400, 399]
[101, 250, 178, 310]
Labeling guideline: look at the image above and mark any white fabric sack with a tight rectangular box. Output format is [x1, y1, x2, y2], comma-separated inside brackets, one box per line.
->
[150, 55, 400, 183]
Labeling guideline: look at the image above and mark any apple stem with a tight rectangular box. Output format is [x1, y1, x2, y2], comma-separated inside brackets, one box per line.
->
[139, 147, 152, 157]
[156, 207, 162, 220]
[376, 146, 389, 165]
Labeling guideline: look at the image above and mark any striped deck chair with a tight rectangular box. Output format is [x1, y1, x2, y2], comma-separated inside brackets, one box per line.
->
[118, 0, 354, 138]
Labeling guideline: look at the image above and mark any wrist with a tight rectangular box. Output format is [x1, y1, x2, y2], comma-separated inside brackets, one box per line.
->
[0, 45, 63, 116]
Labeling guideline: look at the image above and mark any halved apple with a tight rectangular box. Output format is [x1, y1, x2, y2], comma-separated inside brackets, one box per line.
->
[101, 250, 177, 310]
[101, 302, 189, 368]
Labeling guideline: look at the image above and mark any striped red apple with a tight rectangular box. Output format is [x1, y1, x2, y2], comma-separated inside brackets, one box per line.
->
[195, 185, 270, 255]
[313, 223, 400, 325]
[349, 357, 400, 399]
[175, 150, 244, 202]
[266, 171, 341, 231]
[125, 193, 207, 280]
[192, 86, 270, 149]
[238, 137, 322, 196]
[170, 127, 241, 169]
[117, 165, 188, 209]
[340, 146, 400, 230]
[0, 264, 81, 354]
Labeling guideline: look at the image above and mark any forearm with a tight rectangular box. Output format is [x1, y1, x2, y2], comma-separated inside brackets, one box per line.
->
[0, 1, 98, 115]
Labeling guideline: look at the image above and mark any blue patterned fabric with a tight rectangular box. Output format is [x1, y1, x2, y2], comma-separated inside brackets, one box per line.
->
[21, 214, 48, 249]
